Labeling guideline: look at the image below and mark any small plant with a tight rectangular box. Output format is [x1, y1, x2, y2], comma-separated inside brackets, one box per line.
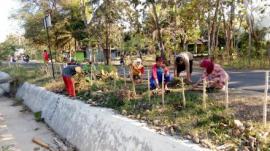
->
[34, 111, 43, 122]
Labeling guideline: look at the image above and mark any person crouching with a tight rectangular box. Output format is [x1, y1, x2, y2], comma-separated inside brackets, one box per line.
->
[131, 58, 144, 83]
[62, 65, 82, 97]
[150, 56, 172, 92]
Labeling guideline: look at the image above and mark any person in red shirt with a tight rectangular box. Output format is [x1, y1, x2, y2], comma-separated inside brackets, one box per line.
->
[43, 50, 49, 64]
[150, 56, 172, 91]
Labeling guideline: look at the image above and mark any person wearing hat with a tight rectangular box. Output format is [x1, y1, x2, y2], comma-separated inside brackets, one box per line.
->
[150, 56, 172, 91]
[131, 58, 144, 83]
[174, 52, 193, 83]
[62, 65, 82, 97]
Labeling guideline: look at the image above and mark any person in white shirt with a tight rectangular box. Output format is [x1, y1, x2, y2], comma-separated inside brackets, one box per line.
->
[174, 52, 193, 83]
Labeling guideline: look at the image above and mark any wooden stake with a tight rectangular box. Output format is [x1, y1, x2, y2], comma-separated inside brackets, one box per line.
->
[203, 78, 207, 109]
[114, 72, 116, 90]
[59, 65, 62, 76]
[32, 137, 50, 150]
[162, 72, 165, 106]
[263, 71, 269, 126]
[123, 66, 126, 87]
[132, 78, 136, 96]
[90, 65, 93, 86]
[130, 67, 136, 96]
[181, 77, 186, 107]
[148, 70, 151, 103]
[127, 90, 131, 101]
[225, 78, 229, 109]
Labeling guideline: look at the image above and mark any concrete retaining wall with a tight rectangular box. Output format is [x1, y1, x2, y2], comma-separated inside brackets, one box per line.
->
[16, 82, 205, 151]
[0, 72, 11, 95]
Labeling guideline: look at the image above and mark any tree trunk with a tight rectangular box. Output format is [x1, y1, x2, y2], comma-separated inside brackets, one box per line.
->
[151, 2, 165, 59]
[225, 0, 235, 59]
[207, 0, 211, 56]
[210, 0, 220, 57]
[246, 0, 252, 64]
[104, 0, 111, 65]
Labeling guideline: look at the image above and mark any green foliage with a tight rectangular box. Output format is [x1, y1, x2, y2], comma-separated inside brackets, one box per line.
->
[95, 64, 117, 73]
[0, 35, 21, 59]
[122, 33, 147, 53]
[0, 65, 51, 86]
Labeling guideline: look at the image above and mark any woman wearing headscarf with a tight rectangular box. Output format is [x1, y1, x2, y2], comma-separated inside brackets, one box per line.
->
[193, 58, 229, 90]
[131, 58, 144, 83]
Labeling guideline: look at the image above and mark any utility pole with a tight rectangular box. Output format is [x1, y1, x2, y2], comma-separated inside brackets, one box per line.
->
[44, 12, 55, 79]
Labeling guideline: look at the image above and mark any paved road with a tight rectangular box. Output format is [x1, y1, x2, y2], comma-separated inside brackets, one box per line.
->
[118, 66, 268, 93]
[192, 69, 267, 92]
[0, 97, 57, 151]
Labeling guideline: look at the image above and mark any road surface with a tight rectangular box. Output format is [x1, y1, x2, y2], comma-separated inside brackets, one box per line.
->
[117, 66, 268, 93]
[192, 69, 267, 93]
[0, 97, 57, 151]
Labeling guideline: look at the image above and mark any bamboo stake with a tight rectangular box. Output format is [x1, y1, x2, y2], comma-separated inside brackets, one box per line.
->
[162, 72, 165, 106]
[263, 71, 269, 126]
[59, 65, 62, 76]
[123, 66, 126, 87]
[148, 70, 151, 103]
[132, 77, 136, 96]
[225, 78, 229, 109]
[90, 65, 93, 86]
[181, 77, 186, 107]
[203, 78, 207, 109]
[130, 67, 136, 96]
[114, 72, 116, 90]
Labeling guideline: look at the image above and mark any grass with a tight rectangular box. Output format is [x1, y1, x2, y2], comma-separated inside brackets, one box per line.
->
[0, 64, 57, 87]
[217, 57, 270, 70]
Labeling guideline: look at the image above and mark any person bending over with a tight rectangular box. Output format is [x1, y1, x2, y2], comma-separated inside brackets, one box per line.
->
[174, 52, 193, 83]
[62, 65, 82, 97]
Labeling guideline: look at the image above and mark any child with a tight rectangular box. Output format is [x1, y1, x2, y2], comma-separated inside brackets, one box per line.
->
[62, 65, 82, 97]
[193, 58, 229, 90]
[150, 56, 172, 91]
[174, 52, 193, 83]
[131, 58, 144, 83]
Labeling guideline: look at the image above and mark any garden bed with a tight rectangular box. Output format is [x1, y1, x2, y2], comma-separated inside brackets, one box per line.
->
[1, 64, 270, 150]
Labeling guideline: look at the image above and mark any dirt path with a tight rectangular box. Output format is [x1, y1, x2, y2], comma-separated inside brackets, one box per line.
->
[0, 97, 57, 151]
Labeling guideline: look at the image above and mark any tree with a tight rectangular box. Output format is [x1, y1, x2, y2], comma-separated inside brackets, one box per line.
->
[0, 35, 22, 59]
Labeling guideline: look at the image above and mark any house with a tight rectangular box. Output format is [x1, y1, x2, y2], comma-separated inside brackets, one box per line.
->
[187, 38, 208, 54]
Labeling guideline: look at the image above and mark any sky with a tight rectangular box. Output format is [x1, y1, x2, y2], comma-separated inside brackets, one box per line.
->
[0, 0, 22, 43]
[0, 0, 269, 43]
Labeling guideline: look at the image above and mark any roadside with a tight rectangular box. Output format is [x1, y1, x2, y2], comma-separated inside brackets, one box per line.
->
[0, 97, 73, 151]
[1, 61, 270, 150]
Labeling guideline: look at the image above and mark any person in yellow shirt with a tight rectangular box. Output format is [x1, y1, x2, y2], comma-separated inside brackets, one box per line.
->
[131, 58, 144, 83]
